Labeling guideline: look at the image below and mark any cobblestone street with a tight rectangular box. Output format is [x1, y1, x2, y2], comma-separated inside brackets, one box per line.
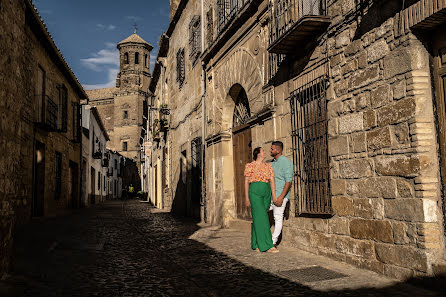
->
[1, 200, 443, 297]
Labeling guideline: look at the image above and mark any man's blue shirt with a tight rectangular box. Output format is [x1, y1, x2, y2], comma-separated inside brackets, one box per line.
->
[270, 155, 293, 199]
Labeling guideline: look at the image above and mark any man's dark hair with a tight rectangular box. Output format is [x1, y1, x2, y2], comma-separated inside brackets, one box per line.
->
[253, 147, 262, 161]
[272, 141, 283, 152]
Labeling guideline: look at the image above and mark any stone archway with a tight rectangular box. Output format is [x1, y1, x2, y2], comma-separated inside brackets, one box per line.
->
[217, 49, 263, 133]
[229, 84, 252, 220]
[210, 49, 263, 225]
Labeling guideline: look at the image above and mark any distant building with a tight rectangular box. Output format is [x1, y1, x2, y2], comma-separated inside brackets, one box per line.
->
[0, 0, 86, 277]
[81, 105, 110, 205]
[87, 32, 153, 188]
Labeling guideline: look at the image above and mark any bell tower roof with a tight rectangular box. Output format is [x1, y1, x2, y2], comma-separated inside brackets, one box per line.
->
[117, 33, 153, 51]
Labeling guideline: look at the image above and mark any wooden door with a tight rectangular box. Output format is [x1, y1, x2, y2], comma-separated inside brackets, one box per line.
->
[32, 141, 45, 217]
[432, 25, 446, 233]
[233, 127, 252, 220]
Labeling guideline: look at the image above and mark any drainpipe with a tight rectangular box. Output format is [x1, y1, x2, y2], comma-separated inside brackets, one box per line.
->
[200, 0, 207, 223]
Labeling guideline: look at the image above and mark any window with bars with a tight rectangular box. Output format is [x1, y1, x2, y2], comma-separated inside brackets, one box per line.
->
[289, 76, 331, 215]
[55, 151, 62, 200]
[176, 48, 185, 88]
[57, 84, 68, 132]
[72, 102, 81, 142]
[206, 8, 214, 46]
[189, 15, 201, 65]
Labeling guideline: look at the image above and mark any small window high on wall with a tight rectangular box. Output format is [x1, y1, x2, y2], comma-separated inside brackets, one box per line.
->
[124, 52, 129, 64]
[135, 52, 139, 64]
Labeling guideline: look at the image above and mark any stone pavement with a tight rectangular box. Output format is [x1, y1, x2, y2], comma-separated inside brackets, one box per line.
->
[0, 200, 443, 296]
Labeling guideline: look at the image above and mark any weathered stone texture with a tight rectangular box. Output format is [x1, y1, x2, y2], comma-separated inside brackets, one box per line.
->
[383, 44, 428, 79]
[375, 155, 424, 177]
[377, 98, 416, 126]
[375, 243, 428, 272]
[367, 39, 389, 63]
[339, 112, 364, 134]
[358, 177, 397, 198]
[363, 110, 376, 130]
[349, 65, 379, 89]
[332, 196, 354, 216]
[339, 159, 372, 178]
[367, 126, 392, 150]
[335, 237, 375, 259]
[384, 199, 425, 221]
[370, 84, 391, 108]
[328, 135, 348, 156]
[350, 219, 393, 243]
[350, 132, 366, 153]
[331, 179, 346, 196]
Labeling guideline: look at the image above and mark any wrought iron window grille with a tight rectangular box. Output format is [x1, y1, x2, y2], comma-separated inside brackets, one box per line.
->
[288, 75, 332, 216]
[176, 48, 185, 88]
[189, 16, 202, 65]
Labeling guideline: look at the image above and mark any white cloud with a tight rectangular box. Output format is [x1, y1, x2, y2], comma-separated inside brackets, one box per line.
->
[81, 43, 120, 90]
[96, 24, 117, 31]
[80, 43, 119, 72]
[83, 68, 119, 90]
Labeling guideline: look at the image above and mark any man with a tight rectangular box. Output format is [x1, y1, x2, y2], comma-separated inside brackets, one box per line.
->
[270, 141, 293, 246]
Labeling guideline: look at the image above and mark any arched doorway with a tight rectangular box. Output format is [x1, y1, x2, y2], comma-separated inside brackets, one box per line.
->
[231, 85, 252, 220]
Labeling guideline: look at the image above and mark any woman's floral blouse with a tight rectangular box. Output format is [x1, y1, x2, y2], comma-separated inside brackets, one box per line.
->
[244, 161, 274, 183]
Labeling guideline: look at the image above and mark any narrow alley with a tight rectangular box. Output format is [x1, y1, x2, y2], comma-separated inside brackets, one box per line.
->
[1, 200, 442, 297]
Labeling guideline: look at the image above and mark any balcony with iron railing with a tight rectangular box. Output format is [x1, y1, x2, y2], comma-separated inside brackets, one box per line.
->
[216, 0, 250, 34]
[92, 148, 102, 159]
[202, 0, 260, 62]
[34, 94, 58, 131]
[268, 0, 331, 54]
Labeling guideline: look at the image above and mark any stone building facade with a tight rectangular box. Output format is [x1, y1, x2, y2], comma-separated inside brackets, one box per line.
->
[0, 0, 86, 276]
[147, 0, 446, 278]
[87, 32, 153, 186]
[81, 105, 110, 206]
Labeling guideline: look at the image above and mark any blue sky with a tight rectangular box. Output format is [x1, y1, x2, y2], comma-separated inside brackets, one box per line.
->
[33, 0, 170, 90]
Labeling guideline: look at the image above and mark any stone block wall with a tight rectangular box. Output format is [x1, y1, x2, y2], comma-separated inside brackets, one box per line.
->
[0, 0, 29, 277]
[280, 0, 445, 279]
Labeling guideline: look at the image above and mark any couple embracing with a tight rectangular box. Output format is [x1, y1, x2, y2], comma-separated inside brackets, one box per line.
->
[244, 141, 293, 253]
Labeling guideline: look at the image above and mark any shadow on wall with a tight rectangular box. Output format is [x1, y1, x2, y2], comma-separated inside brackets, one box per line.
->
[8, 201, 446, 296]
[350, 0, 416, 40]
[170, 168, 201, 221]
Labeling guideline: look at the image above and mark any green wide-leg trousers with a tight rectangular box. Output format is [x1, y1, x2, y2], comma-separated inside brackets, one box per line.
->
[249, 182, 274, 252]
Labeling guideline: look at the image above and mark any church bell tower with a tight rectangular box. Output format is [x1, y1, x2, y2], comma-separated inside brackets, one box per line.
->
[116, 30, 153, 91]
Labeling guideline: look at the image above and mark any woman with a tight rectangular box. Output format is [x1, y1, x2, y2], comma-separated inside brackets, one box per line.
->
[244, 147, 279, 253]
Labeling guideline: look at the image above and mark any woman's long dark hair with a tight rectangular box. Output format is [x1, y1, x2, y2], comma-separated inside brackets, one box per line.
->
[253, 147, 262, 161]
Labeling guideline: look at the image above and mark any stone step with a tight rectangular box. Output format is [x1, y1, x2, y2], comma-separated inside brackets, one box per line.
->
[227, 219, 252, 233]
